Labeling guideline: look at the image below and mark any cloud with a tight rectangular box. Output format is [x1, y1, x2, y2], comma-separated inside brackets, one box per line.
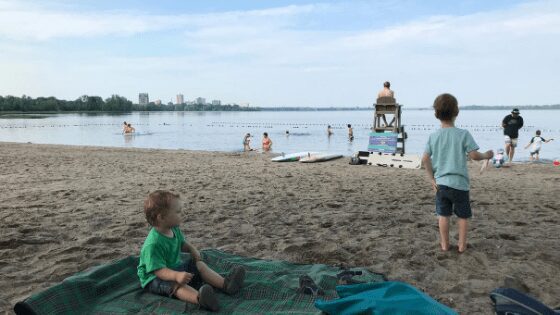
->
[0, 1, 321, 41]
[0, 1, 559, 106]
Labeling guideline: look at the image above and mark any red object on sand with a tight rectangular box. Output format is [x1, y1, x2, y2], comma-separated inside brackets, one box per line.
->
[554, 160, 560, 166]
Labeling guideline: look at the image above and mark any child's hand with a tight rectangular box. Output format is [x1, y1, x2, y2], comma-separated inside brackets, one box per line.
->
[485, 150, 494, 159]
[175, 272, 193, 284]
[430, 178, 438, 193]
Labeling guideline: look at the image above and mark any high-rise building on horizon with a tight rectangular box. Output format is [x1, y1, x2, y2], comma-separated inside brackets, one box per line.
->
[154, 99, 162, 105]
[196, 97, 206, 105]
[139, 93, 149, 105]
[211, 100, 221, 106]
[176, 94, 184, 105]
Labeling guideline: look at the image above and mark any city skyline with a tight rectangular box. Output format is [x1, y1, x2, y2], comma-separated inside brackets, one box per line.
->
[1, 1, 559, 107]
[137, 93, 228, 106]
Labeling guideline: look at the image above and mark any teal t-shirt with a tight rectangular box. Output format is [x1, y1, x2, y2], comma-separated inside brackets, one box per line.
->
[424, 127, 479, 191]
[137, 226, 186, 288]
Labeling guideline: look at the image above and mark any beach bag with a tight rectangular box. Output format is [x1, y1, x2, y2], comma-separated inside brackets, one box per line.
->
[490, 288, 559, 315]
[349, 157, 361, 165]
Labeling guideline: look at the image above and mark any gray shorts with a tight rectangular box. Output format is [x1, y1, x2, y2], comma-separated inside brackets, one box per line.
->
[146, 260, 203, 297]
[504, 136, 518, 147]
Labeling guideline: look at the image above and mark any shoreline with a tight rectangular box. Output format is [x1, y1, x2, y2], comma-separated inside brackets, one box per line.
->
[0, 141, 556, 164]
[1, 142, 559, 313]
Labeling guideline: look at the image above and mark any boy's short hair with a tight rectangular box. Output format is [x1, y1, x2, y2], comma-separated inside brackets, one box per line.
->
[536, 130, 541, 135]
[433, 93, 459, 121]
[144, 190, 180, 226]
[383, 81, 390, 88]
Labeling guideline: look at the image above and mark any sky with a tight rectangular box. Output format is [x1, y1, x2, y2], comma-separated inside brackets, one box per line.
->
[1, 0, 559, 107]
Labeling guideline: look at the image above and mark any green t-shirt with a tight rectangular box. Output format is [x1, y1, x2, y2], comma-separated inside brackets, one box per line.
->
[424, 127, 479, 191]
[137, 226, 186, 288]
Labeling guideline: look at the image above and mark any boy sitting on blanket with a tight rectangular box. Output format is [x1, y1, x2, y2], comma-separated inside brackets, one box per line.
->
[137, 190, 245, 311]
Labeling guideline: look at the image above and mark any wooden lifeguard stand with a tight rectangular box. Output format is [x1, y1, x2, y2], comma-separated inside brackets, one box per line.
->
[373, 97, 406, 154]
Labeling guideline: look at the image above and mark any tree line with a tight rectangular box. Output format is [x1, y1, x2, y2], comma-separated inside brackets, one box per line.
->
[0, 95, 258, 112]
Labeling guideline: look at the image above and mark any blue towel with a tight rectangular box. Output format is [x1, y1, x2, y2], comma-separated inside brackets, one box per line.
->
[315, 281, 458, 315]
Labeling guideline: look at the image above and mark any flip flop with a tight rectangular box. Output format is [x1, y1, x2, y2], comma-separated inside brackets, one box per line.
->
[298, 275, 324, 297]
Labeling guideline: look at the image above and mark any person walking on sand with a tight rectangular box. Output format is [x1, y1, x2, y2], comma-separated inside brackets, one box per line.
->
[243, 133, 252, 151]
[422, 93, 493, 253]
[502, 108, 524, 164]
[347, 124, 354, 141]
[524, 130, 554, 161]
[262, 132, 272, 151]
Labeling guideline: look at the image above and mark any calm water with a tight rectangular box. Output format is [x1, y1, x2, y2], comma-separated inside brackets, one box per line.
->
[1, 110, 559, 161]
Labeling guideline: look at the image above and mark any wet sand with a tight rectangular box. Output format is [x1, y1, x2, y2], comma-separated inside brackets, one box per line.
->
[1, 142, 559, 313]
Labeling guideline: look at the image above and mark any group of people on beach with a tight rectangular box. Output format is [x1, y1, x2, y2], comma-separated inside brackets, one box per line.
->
[243, 132, 272, 152]
[131, 83, 556, 312]
[496, 108, 553, 164]
[421, 91, 554, 255]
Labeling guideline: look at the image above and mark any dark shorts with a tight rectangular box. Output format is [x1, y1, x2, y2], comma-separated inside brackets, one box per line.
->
[435, 185, 472, 219]
[145, 259, 204, 297]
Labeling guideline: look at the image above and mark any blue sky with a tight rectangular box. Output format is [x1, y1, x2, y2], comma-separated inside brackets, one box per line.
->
[0, 0, 559, 107]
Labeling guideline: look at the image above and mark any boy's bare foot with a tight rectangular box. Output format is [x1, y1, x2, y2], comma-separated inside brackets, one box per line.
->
[440, 243, 450, 251]
[458, 244, 467, 253]
[198, 284, 219, 312]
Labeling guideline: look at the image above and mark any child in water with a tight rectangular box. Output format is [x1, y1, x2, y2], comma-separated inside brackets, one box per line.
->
[524, 130, 554, 161]
[262, 132, 272, 151]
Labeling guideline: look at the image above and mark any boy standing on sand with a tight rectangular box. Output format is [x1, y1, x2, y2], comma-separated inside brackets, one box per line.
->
[422, 94, 493, 253]
[137, 190, 245, 311]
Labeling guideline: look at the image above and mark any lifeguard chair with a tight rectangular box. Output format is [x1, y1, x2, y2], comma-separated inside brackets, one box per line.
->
[372, 97, 406, 154]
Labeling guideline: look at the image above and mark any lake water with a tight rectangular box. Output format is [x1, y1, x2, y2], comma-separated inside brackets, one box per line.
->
[1, 110, 559, 161]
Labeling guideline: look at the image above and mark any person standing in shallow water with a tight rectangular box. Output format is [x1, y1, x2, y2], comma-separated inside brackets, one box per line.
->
[262, 132, 272, 152]
[502, 108, 524, 164]
[347, 124, 354, 141]
[243, 133, 252, 151]
[327, 125, 333, 136]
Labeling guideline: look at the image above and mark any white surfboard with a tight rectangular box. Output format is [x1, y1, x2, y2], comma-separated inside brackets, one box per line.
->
[271, 152, 320, 162]
[366, 152, 422, 169]
[300, 153, 343, 163]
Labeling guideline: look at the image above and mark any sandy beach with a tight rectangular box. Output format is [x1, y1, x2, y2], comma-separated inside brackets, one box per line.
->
[1, 142, 559, 314]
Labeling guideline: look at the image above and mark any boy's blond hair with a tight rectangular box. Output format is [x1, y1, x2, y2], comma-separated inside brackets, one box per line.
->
[144, 190, 180, 226]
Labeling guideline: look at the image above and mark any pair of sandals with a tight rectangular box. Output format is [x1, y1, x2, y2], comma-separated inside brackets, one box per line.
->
[299, 270, 364, 297]
[193, 266, 246, 312]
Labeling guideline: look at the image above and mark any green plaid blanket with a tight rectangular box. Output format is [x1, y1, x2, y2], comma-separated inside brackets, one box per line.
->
[15, 249, 385, 314]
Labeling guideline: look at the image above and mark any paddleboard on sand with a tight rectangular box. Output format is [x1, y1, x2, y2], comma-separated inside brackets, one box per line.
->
[300, 153, 343, 163]
[271, 152, 319, 162]
[367, 152, 422, 169]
